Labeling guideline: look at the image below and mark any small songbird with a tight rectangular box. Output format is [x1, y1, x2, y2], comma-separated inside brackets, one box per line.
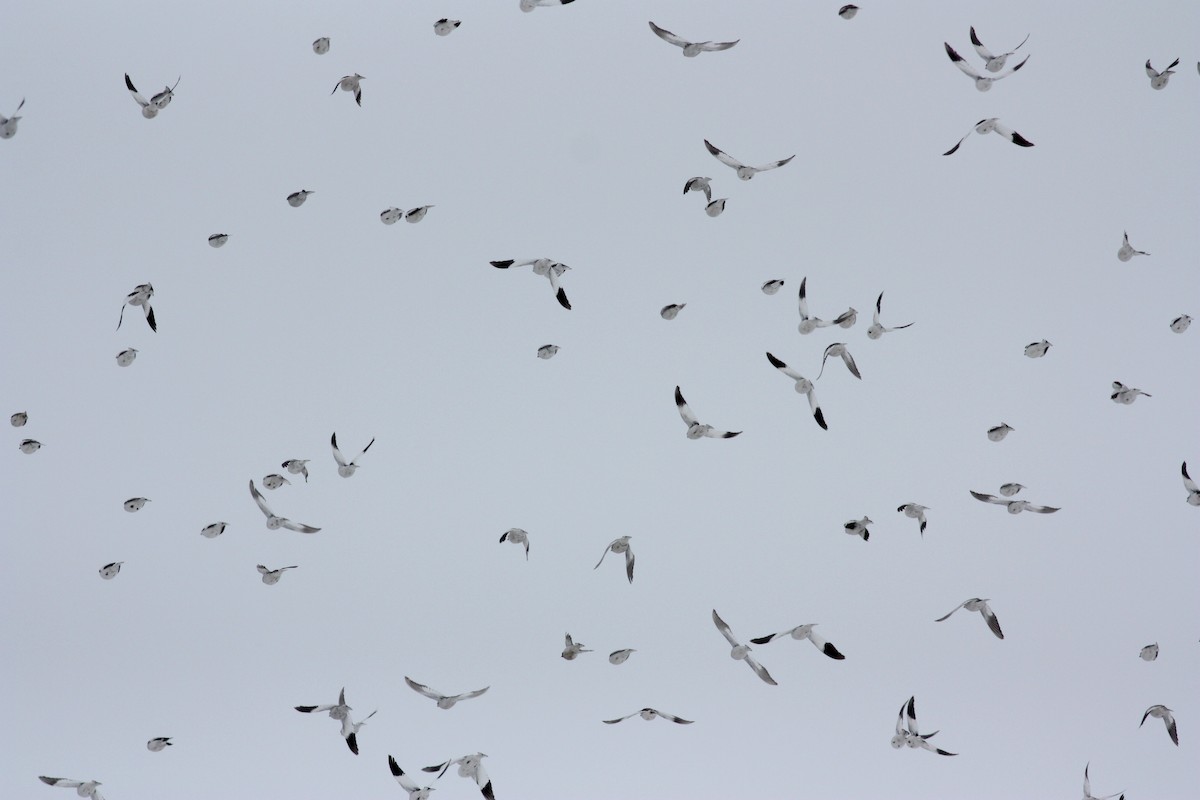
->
[282, 459, 310, 482]
[608, 648, 636, 665]
[500, 527, 530, 558]
[604, 707, 693, 724]
[1110, 381, 1150, 404]
[207, 233, 228, 248]
[405, 676, 489, 709]
[406, 206, 434, 223]
[146, 737, 173, 752]
[536, 344, 559, 359]
[970, 490, 1059, 514]
[11, 411, 28, 427]
[1024, 340, 1051, 358]
[838, 5, 859, 20]
[817, 343, 862, 380]
[257, 564, 298, 585]
[287, 190, 315, 207]
[935, 597, 1004, 639]
[561, 633, 592, 660]
[1181, 462, 1200, 506]
[123, 497, 150, 512]
[1117, 231, 1149, 262]
[944, 42, 1028, 91]
[712, 609, 777, 685]
[1145, 58, 1180, 90]
[843, 516, 872, 541]
[999, 483, 1026, 497]
[332, 74, 365, 106]
[675, 386, 741, 439]
[262, 473, 291, 490]
[1140, 643, 1159, 661]
[99, 561, 123, 579]
[434, 18, 461, 36]
[943, 118, 1034, 155]
[115, 348, 138, 367]
[19, 439, 42, 454]
[683, 176, 712, 202]
[968, 26, 1030, 72]
[897, 503, 929, 535]
[312, 37, 330, 54]
[331, 432, 375, 477]
[765, 352, 827, 430]
[117, 283, 156, 332]
[750, 623, 846, 660]
[987, 423, 1013, 442]
[866, 291, 913, 339]
[1170, 314, 1192, 333]
[704, 139, 794, 181]
[761, 279, 785, 295]
[594, 536, 635, 583]
[380, 207, 402, 225]
[705, 198, 727, 217]
[1, 97, 25, 139]
[1140, 704, 1179, 745]
[831, 307, 857, 329]
[200, 522, 226, 538]
[660, 303, 686, 320]
[648, 21, 738, 58]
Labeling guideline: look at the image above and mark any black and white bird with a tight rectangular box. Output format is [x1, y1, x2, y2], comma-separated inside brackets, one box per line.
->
[1024, 340, 1051, 358]
[200, 522, 226, 538]
[595, 536, 635, 583]
[935, 598, 1004, 640]
[287, 190, 314, 207]
[340, 710, 377, 755]
[561, 633, 592, 660]
[123, 497, 150, 512]
[712, 609, 777, 685]
[146, 737, 173, 752]
[1, 97, 24, 139]
[257, 564, 298, 585]
[312, 37, 330, 54]
[704, 139, 794, 181]
[380, 208, 402, 225]
[675, 386, 741, 439]
[405, 676, 489, 710]
[38, 777, 105, 798]
[604, 708, 693, 724]
[490, 258, 572, 310]
[11, 411, 28, 427]
[968, 27, 1030, 72]
[987, 423, 1014, 442]
[891, 696, 957, 755]
[1110, 381, 1150, 404]
[970, 490, 1059, 514]
[520, 0, 575, 11]
[608, 649, 636, 665]
[207, 233, 228, 248]
[867, 292, 913, 339]
[1140, 643, 1159, 661]
[943, 118, 1034, 155]
[536, 344, 559, 359]
[115, 348, 138, 367]
[765, 352, 827, 430]
[125, 73, 179, 118]
[332, 74, 365, 106]
[1140, 704, 1179, 746]
[117, 283, 156, 332]
[331, 432, 374, 477]
[262, 473, 290, 490]
[422, 754, 493, 800]
[296, 688, 350, 719]
[98, 562, 123, 580]
[1145, 58, 1180, 90]
[844, 516, 872, 541]
[500, 527, 530, 558]
[1181, 462, 1200, 505]
[999, 483, 1025, 496]
[406, 206, 433, 223]
[434, 18, 461, 36]
[817, 343, 862, 380]
[661, 303, 686, 320]
[1117, 231, 1149, 262]
[750, 623, 846, 660]
[705, 198, 727, 217]
[831, 307, 858, 329]
[838, 5, 859, 20]
[683, 176, 712, 202]
[796, 277, 834, 333]
[19, 438, 42, 454]
[761, 279, 785, 295]
[1170, 314, 1192, 333]
[945, 42, 1028, 91]
[1082, 762, 1124, 800]
[249, 480, 321, 533]
[897, 504, 929, 535]
[282, 459, 310, 482]
[648, 21, 738, 57]
[389, 756, 435, 800]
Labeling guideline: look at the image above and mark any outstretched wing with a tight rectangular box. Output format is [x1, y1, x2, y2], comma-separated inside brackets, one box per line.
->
[945, 42, 982, 80]
[648, 21, 687, 48]
[675, 386, 699, 426]
[704, 139, 744, 170]
[934, 602, 966, 622]
[331, 432, 348, 467]
[249, 480, 273, 518]
[405, 676, 443, 701]
[968, 27, 996, 61]
[970, 490, 1008, 506]
[712, 609, 739, 647]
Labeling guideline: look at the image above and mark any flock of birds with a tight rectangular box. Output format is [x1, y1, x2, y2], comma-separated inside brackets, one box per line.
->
[6, 3, 1196, 799]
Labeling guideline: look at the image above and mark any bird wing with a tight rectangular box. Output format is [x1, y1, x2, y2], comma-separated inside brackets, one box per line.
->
[594, 543, 614, 569]
[330, 432, 348, 467]
[353, 437, 375, 463]
[280, 518, 321, 533]
[935, 602, 966, 622]
[249, 480, 274, 518]
[1183, 462, 1198, 493]
[548, 266, 572, 309]
[143, 303, 157, 332]
[942, 129, 972, 156]
[873, 292, 884, 325]
[752, 154, 794, 172]
[970, 490, 1008, 506]
[603, 712, 637, 724]
[990, 121, 1035, 146]
[1025, 504, 1059, 514]
[749, 631, 784, 645]
[840, 347, 862, 379]
[993, 56, 1030, 80]
[704, 139, 744, 170]
[807, 386, 827, 430]
[473, 762, 494, 800]
[40, 778, 84, 788]
[968, 27, 996, 61]
[624, 547, 635, 583]
[661, 711, 694, 723]
[125, 73, 149, 107]
[675, 386, 699, 426]
[458, 686, 489, 701]
[405, 676, 444, 701]
[701, 40, 738, 52]
[712, 609, 739, 647]
[390, 756, 419, 791]
[765, 351, 804, 382]
[980, 604, 1005, 639]
[797, 277, 811, 318]
[648, 21, 687, 48]
[945, 43, 982, 80]
[703, 426, 741, 439]
[808, 628, 846, 659]
[904, 696, 919, 735]
[743, 653, 778, 685]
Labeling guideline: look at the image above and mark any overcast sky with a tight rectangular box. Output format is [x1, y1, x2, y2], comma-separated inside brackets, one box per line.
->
[2, 1, 1197, 798]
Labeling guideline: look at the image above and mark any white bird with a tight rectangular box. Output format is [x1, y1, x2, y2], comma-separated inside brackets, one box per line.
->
[648, 21, 738, 57]
[1140, 704, 1179, 746]
[891, 696, 957, 755]
[675, 386, 741, 439]
[1024, 340, 1051, 358]
[434, 18, 461, 36]
[561, 633, 592, 660]
[115, 348, 138, 367]
[970, 490, 1059, 514]
[1170, 314, 1192, 333]
[866, 291, 913, 339]
[207, 233, 228, 248]
[594, 536, 635, 583]
[249, 479, 321, 533]
[332, 74, 365, 106]
[1117, 231, 1149, 262]
[761, 279, 785, 295]
[1082, 762, 1124, 800]
[536, 344, 559, 359]
[125, 73, 179, 118]
[422, 754, 493, 800]
[999, 482, 1026, 497]
[765, 352, 827, 430]
[282, 459, 310, 482]
[838, 5, 859, 20]
[683, 176, 712, 202]
[817, 343, 862, 380]
[38, 777, 105, 798]
[500, 527, 530, 559]
[287, 190, 314, 207]
[935, 598, 1004, 640]
[312, 37, 330, 54]
[1, 97, 25, 139]
[945, 42, 1028, 91]
[843, 516, 872, 541]
[340, 709, 377, 755]
[262, 473, 290, 490]
[295, 687, 350, 719]
[331, 432, 375, 477]
[1140, 643, 1159, 662]
[200, 522, 226, 538]
[661, 303, 686, 320]
[796, 277, 833, 334]
[405, 676, 489, 710]
[1181, 462, 1200, 506]
[943, 118, 1035, 155]
[380, 208, 402, 225]
[117, 283, 156, 332]
[1110, 381, 1150, 404]
[604, 707, 693, 724]
[11, 411, 28, 427]
[98, 562, 123, 580]
[987, 423, 1014, 442]
[968, 27, 1030, 72]
[831, 307, 858, 329]
[489, 258, 572, 310]
[389, 756, 435, 800]
[897, 503, 929, 535]
[705, 198, 727, 217]
[712, 609, 777, 685]
[608, 648, 635, 665]
[406, 206, 434, 223]
[123, 497, 150, 512]
[750, 623, 846, 660]
[1145, 58, 1180, 90]
[704, 139, 794, 181]
[146, 737, 172, 752]
[19, 439, 42, 454]
[520, 0, 575, 11]
[257, 564, 297, 585]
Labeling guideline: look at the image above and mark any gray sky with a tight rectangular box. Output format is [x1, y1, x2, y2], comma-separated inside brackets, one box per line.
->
[2, 1, 1197, 798]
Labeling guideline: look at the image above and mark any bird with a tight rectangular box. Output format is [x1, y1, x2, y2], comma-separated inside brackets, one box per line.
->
[897, 503, 929, 535]
[123, 497, 150, 512]
[115, 348, 138, 367]
[943, 118, 1034, 155]
[1170, 314, 1192, 333]
[683, 176, 712, 202]
[389, 756, 435, 800]
[838, 5, 859, 19]
[817, 343, 862, 380]
[490, 258, 572, 310]
[765, 352, 827, 430]
[1145, 58, 1180, 90]
[935, 598, 1004, 639]
[405, 677, 489, 709]
[520, 0, 576, 11]
[594, 536, 635, 583]
[608, 649, 635, 665]
[19, 439, 42, 454]
[843, 516, 872, 541]
[536, 344, 559, 359]
[406, 206, 434, 223]
[831, 307, 857, 329]
[968, 26, 1030, 72]
[866, 291, 913, 339]
[704, 198, 727, 217]
[761, 279, 785, 295]
[1140, 643, 1159, 661]
[146, 737, 172, 752]
[312, 37, 330, 54]
[380, 208, 402, 225]
[500, 527, 530, 559]
[340, 709, 377, 755]
[287, 190, 314, 207]
[332, 74, 365, 106]
[970, 490, 1059, 514]
[750, 623, 846, 659]
[422, 753, 494, 800]
[282, 459, 310, 482]
[434, 18, 461, 36]
[999, 482, 1026, 497]
[675, 386, 741, 439]
[648, 21, 738, 57]
[125, 73, 179, 118]
[1140, 704, 1179, 745]
[257, 564, 297, 585]
[712, 609, 777, 685]
[200, 522, 226, 538]
[1117, 231, 1149, 262]
[987, 423, 1014, 442]
[1, 97, 24, 139]
[117, 283, 156, 332]
[661, 303, 686, 320]
[38, 777, 105, 798]
[11, 411, 28, 427]
[1024, 340, 1051, 358]
[207, 233, 228, 248]
[892, 696, 957, 755]
[1181, 462, 1200, 505]
[944, 42, 1028, 91]
[605, 707, 693, 724]
[1082, 762, 1124, 800]
[1110, 381, 1151, 404]
[262, 473, 290, 490]
[249, 480, 321, 533]
[561, 633, 592, 660]
[296, 688, 350, 719]
[704, 139, 794, 180]
[797, 277, 833, 333]
[331, 432, 374, 477]
[98, 562, 123, 580]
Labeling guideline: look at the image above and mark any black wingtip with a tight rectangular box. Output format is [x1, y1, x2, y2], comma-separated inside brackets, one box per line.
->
[1011, 132, 1035, 147]
[125, 73, 136, 91]
[346, 733, 359, 755]
[556, 287, 572, 310]
[969, 26, 982, 46]
[749, 635, 772, 645]
[674, 386, 684, 404]
[765, 351, 785, 369]
[944, 42, 962, 61]
[489, 259, 513, 269]
[824, 643, 846, 660]
[723, 431, 742, 438]
[813, 407, 828, 430]
[481, 780, 496, 800]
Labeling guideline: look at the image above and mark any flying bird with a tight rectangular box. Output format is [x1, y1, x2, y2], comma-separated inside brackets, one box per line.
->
[594, 536, 635, 583]
[683, 176, 712, 202]
[561, 633, 592, 660]
[125, 73, 179, 118]
[987, 423, 1014, 441]
[897, 503, 929, 535]
[704, 198, 727, 217]
[1110, 381, 1150, 404]
[332, 74, 365, 106]
[406, 206, 434, 223]
[935, 598, 1004, 640]
[117, 283, 156, 332]
[843, 516, 872, 541]
[796, 277, 833, 333]
[262, 473, 291, 490]
[661, 303, 686, 320]
[98, 562, 123, 579]
[200, 522, 226, 538]
[1140, 643, 1159, 661]
[765, 352, 827, 430]
[943, 118, 1034, 155]
[257, 564, 298, 585]
[520, 0, 576, 11]
[422, 753, 494, 800]
[968, 27, 1030, 72]
[608, 649, 635, 665]
[675, 386, 741, 439]
[891, 696, 957, 755]
[944, 42, 1028, 91]
[380, 208, 402, 225]
[389, 756, 435, 800]
[970, 490, 1058, 514]
[207, 233, 228, 248]
[500, 527, 530, 558]
[536, 344, 559, 359]
[761, 279, 784, 295]
[867, 291, 913, 339]
[341, 709, 377, 755]
[38, 777, 105, 798]
[405, 677, 489, 709]
[1082, 762, 1124, 800]
[999, 482, 1025, 496]
[1145, 58, 1180, 90]
[115, 348, 138, 367]
[704, 139, 794, 180]
[1, 97, 24, 138]
[249, 480, 321, 533]
[123, 497, 150, 512]
[312, 37, 330, 54]
[287, 190, 314, 207]
[434, 18, 461, 36]
[604, 708, 693, 724]
[831, 307, 857, 329]
[331, 432, 374, 477]
[838, 5, 859, 19]
[817, 343, 862, 380]
[1024, 340, 1051, 358]
[712, 609, 777, 685]
[490, 258, 572, 309]
[750, 623, 845, 659]
[296, 687, 350, 719]
[1181, 462, 1200, 505]
[19, 438, 42, 454]
[1117, 231, 1149, 262]
[282, 459, 310, 482]
[1170, 314, 1192, 333]
[146, 737, 172, 752]
[1140, 704, 1179, 745]
[648, 21, 738, 57]
[11, 411, 28, 427]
